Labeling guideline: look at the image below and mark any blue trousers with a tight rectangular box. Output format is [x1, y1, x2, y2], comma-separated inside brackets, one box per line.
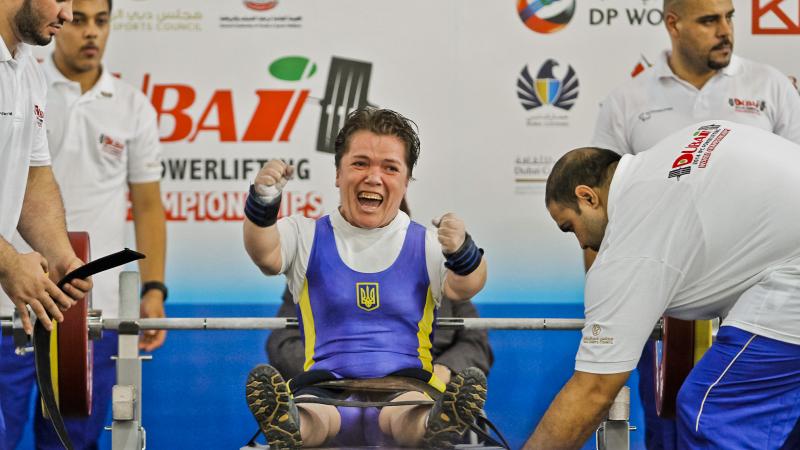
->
[638, 342, 678, 449]
[677, 326, 800, 449]
[0, 333, 118, 450]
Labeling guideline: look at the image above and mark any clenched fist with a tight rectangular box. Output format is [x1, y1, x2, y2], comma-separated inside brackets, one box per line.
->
[432, 213, 467, 254]
[254, 160, 295, 203]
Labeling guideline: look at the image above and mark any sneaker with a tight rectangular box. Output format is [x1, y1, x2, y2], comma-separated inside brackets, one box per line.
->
[246, 364, 302, 449]
[422, 367, 488, 448]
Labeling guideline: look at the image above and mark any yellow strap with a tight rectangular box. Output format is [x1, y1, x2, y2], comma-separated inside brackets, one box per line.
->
[693, 320, 713, 365]
[42, 321, 60, 419]
[428, 372, 446, 393]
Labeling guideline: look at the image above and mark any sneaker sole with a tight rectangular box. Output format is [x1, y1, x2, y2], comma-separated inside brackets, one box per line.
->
[246, 365, 302, 449]
[423, 367, 488, 448]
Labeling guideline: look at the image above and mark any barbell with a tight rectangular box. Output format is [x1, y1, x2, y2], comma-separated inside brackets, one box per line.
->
[8, 233, 710, 430]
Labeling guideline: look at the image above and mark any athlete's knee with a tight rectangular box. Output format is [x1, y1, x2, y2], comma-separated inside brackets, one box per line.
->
[378, 391, 429, 445]
[298, 401, 340, 445]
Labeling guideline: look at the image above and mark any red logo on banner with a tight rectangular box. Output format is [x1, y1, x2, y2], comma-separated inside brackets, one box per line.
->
[630, 55, 653, 78]
[141, 57, 315, 143]
[142, 74, 309, 143]
[244, 1, 278, 11]
[752, 0, 800, 34]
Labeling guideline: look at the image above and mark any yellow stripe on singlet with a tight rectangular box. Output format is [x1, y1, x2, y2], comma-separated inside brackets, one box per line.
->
[416, 287, 436, 373]
[298, 280, 316, 371]
[428, 372, 446, 393]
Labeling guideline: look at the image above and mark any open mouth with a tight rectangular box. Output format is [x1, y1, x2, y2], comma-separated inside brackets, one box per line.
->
[357, 192, 383, 209]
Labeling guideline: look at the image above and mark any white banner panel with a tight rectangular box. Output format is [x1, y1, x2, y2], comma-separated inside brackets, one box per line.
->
[37, 0, 797, 305]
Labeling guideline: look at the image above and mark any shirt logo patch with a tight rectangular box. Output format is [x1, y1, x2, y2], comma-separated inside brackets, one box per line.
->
[666, 124, 730, 180]
[583, 323, 614, 345]
[356, 282, 380, 312]
[637, 107, 673, 122]
[728, 98, 766, 114]
[99, 134, 125, 158]
[33, 104, 44, 127]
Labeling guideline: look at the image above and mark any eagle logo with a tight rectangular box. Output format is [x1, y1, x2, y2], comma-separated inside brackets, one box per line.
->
[517, 59, 579, 111]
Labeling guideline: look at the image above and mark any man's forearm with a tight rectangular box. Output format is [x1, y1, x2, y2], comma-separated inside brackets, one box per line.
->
[130, 182, 166, 282]
[524, 371, 629, 450]
[0, 237, 21, 279]
[18, 166, 73, 263]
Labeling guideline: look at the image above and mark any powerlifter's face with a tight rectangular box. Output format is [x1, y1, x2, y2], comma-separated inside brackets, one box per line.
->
[547, 196, 608, 252]
[53, 0, 109, 75]
[12, 0, 73, 46]
[336, 130, 409, 229]
[667, 0, 735, 72]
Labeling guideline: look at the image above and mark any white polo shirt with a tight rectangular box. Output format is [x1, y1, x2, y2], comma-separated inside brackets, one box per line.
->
[0, 40, 51, 242]
[578, 120, 800, 374]
[0, 55, 163, 318]
[591, 51, 800, 154]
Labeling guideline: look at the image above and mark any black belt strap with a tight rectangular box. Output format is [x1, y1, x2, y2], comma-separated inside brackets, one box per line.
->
[56, 248, 144, 288]
[294, 397, 435, 408]
[35, 248, 145, 450]
[470, 414, 512, 449]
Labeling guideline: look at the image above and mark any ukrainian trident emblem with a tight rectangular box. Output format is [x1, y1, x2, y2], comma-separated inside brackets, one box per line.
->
[356, 282, 380, 311]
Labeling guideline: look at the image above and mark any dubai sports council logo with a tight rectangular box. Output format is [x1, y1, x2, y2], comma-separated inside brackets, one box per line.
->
[244, 0, 278, 11]
[517, 0, 576, 34]
[517, 59, 579, 111]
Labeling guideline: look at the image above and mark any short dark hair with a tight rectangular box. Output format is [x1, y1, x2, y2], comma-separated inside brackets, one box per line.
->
[545, 147, 621, 212]
[333, 107, 421, 178]
[663, 0, 686, 14]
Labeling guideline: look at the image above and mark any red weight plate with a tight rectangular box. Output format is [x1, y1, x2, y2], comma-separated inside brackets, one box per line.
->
[654, 316, 695, 418]
[58, 231, 93, 417]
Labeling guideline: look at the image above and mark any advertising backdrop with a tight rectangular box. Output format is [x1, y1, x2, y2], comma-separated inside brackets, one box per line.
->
[25, 1, 800, 448]
[74, 0, 798, 307]
[77, 0, 797, 308]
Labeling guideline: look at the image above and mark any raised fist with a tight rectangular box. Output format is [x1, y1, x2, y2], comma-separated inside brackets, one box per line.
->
[253, 160, 295, 203]
[432, 213, 467, 254]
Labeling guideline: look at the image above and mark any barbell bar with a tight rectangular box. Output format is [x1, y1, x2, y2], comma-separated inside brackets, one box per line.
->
[1, 315, 662, 336]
